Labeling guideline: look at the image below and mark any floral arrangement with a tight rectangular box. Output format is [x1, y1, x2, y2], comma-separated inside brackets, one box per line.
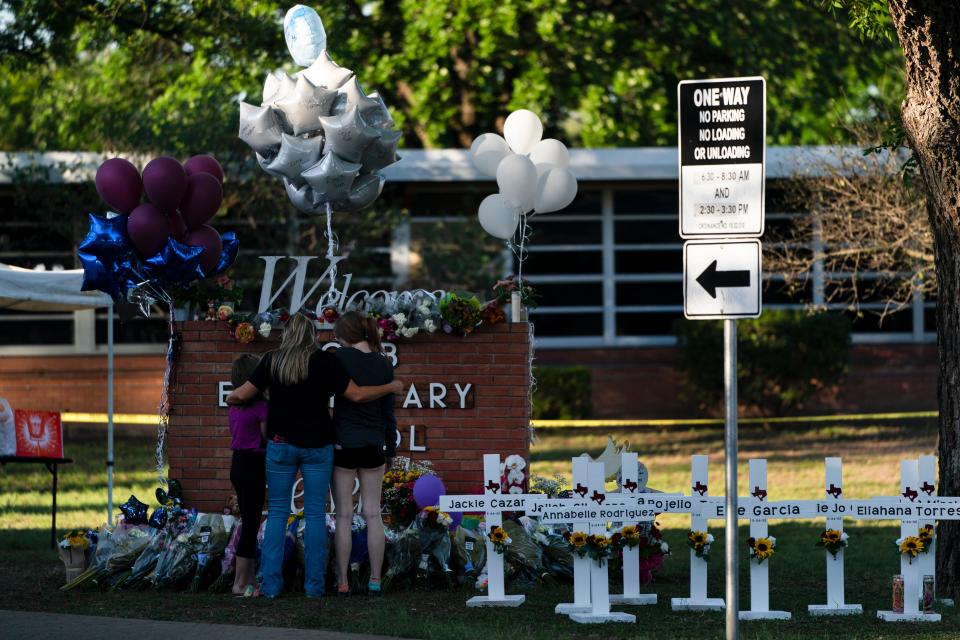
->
[224, 310, 277, 343]
[382, 457, 434, 529]
[816, 529, 849, 558]
[493, 275, 539, 310]
[530, 474, 566, 498]
[897, 535, 925, 562]
[419, 506, 453, 530]
[687, 529, 715, 561]
[564, 531, 613, 566]
[616, 525, 643, 550]
[174, 275, 243, 318]
[747, 536, 776, 564]
[60, 529, 97, 551]
[500, 454, 527, 494]
[439, 291, 483, 336]
[918, 524, 935, 552]
[486, 525, 512, 554]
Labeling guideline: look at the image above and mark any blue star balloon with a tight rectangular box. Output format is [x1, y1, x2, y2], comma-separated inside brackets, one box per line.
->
[78, 213, 130, 261]
[148, 507, 168, 529]
[209, 231, 239, 277]
[119, 495, 149, 525]
[143, 237, 204, 288]
[78, 251, 123, 300]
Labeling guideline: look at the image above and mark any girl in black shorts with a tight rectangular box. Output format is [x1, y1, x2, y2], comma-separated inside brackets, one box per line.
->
[331, 311, 397, 595]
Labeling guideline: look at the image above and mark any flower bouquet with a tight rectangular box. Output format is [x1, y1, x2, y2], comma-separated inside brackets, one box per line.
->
[564, 531, 614, 567]
[897, 535, 925, 563]
[500, 519, 546, 586]
[61, 524, 151, 590]
[382, 458, 432, 530]
[918, 524, 935, 552]
[687, 529, 715, 561]
[417, 506, 454, 583]
[58, 529, 97, 583]
[486, 526, 512, 555]
[816, 529, 849, 558]
[493, 275, 539, 310]
[500, 455, 527, 495]
[382, 524, 423, 591]
[747, 536, 776, 564]
[152, 512, 229, 589]
[439, 291, 483, 336]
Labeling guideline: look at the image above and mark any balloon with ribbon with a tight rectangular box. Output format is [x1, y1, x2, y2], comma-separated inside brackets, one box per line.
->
[469, 110, 579, 291]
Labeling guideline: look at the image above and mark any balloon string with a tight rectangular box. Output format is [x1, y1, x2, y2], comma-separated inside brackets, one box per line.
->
[156, 301, 175, 486]
[510, 214, 532, 286]
[320, 202, 339, 309]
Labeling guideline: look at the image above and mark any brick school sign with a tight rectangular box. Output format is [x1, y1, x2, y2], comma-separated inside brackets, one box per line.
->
[167, 321, 531, 512]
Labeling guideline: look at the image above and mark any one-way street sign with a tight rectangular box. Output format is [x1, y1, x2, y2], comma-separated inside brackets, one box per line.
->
[683, 240, 761, 319]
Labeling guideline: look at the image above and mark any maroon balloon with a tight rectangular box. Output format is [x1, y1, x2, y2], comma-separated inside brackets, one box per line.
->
[185, 224, 223, 274]
[142, 156, 187, 211]
[183, 155, 224, 184]
[127, 204, 170, 256]
[95, 158, 142, 213]
[180, 172, 223, 230]
[167, 210, 188, 242]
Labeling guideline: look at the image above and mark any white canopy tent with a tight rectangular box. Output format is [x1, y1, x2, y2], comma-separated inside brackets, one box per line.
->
[0, 262, 116, 523]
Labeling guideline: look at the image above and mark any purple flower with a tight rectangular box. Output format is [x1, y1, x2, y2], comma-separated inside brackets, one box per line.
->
[443, 322, 453, 334]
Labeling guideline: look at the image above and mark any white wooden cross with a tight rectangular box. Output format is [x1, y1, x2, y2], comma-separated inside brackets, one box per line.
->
[553, 457, 592, 615]
[917, 455, 938, 601]
[739, 459, 791, 620]
[808, 457, 862, 615]
[568, 461, 636, 624]
[610, 452, 657, 606]
[671, 454, 725, 611]
[438, 453, 535, 608]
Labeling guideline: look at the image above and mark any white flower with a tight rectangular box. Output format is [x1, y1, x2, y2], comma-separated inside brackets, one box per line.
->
[504, 454, 526, 471]
[507, 468, 525, 485]
[896, 536, 905, 545]
[660, 541, 670, 553]
[508, 485, 523, 494]
[58, 539, 71, 549]
[767, 536, 777, 546]
[706, 534, 715, 544]
[418, 303, 431, 316]
[400, 326, 419, 338]
[392, 313, 407, 327]
[424, 319, 437, 333]
[840, 532, 849, 542]
[258, 322, 272, 338]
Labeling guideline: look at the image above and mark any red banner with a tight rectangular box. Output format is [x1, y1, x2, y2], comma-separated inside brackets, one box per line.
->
[14, 409, 63, 458]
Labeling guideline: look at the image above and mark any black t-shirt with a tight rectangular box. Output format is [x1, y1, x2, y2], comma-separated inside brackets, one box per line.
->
[333, 347, 397, 455]
[248, 350, 351, 448]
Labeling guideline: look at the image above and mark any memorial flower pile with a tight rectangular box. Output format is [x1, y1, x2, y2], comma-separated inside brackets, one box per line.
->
[493, 275, 539, 310]
[918, 524, 935, 552]
[419, 506, 453, 530]
[382, 457, 433, 529]
[439, 291, 483, 335]
[747, 536, 776, 563]
[816, 528, 849, 558]
[687, 529, 715, 561]
[59, 529, 96, 551]
[897, 535, 925, 562]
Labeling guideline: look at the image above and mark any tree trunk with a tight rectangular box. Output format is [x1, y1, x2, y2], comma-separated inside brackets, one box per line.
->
[888, 0, 960, 600]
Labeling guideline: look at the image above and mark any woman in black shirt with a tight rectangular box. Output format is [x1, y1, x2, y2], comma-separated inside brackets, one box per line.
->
[227, 312, 401, 599]
[331, 311, 396, 595]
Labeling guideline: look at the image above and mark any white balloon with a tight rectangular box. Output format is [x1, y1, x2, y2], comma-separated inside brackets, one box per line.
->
[496, 154, 538, 212]
[284, 5, 327, 67]
[503, 109, 543, 155]
[529, 138, 569, 170]
[478, 194, 520, 240]
[469, 133, 511, 177]
[534, 167, 578, 214]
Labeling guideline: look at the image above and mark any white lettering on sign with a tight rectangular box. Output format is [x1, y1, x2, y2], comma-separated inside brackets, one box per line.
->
[402, 383, 473, 409]
[429, 383, 447, 409]
[403, 385, 422, 409]
[439, 494, 545, 513]
[455, 383, 473, 407]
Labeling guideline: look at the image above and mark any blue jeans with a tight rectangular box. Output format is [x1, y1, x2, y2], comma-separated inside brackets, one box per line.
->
[260, 441, 333, 598]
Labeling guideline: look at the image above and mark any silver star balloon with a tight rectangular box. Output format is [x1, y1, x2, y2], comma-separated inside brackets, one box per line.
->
[361, 91, 395, 129]
[331, 76, 383, 117]
[262, 133, 324, 185]
[263, 71, 296, 106]
[239, 102, 283, 156]
[300, 49, 354, 90]
[360, 128, 402, 173]
[319, 105, 381, 163]
[283, 178, 327, 215]
[336, 173, 386, 212]
[274, 75, 338, 136]
[302, 151, 362, 203]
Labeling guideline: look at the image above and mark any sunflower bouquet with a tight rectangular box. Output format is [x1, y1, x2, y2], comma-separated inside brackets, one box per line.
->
[486, 525, 512, 555]
[816, 529, 849, 558]
[687, 529, 715, 561]
[918, 524, 935, 552]
[564, 531, 613, 566]
[747, 536, 776, 564]
[897, 535, 925, 563]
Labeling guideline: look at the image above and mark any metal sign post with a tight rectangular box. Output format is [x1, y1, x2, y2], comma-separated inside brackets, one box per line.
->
[679, 76, 766, 640]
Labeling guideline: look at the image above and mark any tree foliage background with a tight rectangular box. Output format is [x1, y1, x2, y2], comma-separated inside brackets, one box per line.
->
[0, 0, 905, 154]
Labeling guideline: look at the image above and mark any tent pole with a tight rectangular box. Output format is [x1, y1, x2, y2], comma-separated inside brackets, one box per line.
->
[107, 300, 115, 526]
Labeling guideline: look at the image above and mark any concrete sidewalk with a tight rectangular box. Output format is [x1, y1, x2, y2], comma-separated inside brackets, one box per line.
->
[0, 609, 400, 640]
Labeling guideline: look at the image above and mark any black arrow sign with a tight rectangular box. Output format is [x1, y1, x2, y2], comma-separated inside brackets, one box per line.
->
[696, 260, 751, 299]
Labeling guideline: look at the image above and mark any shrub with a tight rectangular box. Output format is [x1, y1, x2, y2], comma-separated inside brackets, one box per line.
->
[673, 310, 851, 416]
[532, 366, 593, 420]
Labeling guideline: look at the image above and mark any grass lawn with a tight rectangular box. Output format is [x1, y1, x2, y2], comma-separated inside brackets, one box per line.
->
[1, 422, 958, 639]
